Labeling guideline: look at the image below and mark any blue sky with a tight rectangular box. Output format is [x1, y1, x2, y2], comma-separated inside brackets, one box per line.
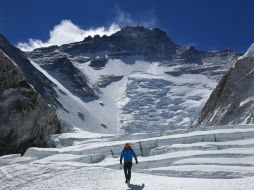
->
[0, 0, 253, 52]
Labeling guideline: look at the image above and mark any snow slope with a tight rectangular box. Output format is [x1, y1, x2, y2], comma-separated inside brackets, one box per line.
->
[30, 59, 117, 133]
[240, 43, 254, 59]
[73, 58, 218, 132]
[1, 125, 254, 189]
[29, 52, 221, 133]
[26, 27, 239, 133]
[1, 165, 254, 190]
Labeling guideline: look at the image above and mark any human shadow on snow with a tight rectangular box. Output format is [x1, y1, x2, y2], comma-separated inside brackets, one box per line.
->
[126, 183, 145, 190]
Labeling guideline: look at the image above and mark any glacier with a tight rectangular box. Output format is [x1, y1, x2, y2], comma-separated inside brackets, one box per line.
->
[1, 27, 253, 190]
[1, 125, 254, 189]
[25, 26, 240, 133]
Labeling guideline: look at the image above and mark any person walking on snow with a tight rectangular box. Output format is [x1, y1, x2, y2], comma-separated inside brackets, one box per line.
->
[120, 143, 138, 184]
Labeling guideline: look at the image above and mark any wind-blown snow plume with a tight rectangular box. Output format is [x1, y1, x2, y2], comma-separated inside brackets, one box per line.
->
[17, 20, 120, 51]
[114, 6, 157, 27]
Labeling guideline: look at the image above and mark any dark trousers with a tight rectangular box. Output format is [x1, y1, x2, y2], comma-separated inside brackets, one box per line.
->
[124, 162, 132, 181]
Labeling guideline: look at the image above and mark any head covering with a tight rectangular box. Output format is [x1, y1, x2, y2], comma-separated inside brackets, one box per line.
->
[124, 143, 131, 149]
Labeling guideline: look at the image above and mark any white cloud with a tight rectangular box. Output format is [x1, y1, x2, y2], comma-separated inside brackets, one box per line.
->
[17, 8, 157, 51]
[17, 20, 120, 51]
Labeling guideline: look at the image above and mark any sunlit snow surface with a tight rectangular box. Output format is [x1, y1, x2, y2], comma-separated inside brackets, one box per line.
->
[7, 52, 249, 189]
[28, 46, 237, 133]
[30, 60, 114, 133]
[1, 125, 254, 190]
[237, 43, 254, 61]
[242, 43, 254, 58]
[73, 58, 217, 133]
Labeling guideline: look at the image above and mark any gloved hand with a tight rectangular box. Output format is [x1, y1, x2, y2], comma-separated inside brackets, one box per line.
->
[120, 160, 122, 165]
[135, 159, 138, 164]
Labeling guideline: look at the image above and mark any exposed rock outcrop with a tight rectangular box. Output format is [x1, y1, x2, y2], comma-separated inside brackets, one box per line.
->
[0, 34, 63, 109]
[195, 56, 254, 127]
[31, 26, 177, 61]
[0, 50, 60, 155]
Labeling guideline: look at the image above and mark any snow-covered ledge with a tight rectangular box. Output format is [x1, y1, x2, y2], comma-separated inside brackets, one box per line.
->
[238, 43, 254, 60]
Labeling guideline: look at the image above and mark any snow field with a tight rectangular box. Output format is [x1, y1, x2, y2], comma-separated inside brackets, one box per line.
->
[1, 125, 254, 189]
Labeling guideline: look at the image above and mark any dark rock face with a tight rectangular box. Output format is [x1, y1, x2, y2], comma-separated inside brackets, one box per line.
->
[31, 52, 98, 102]
[97, 75, 124, 88]
[107, 26, 176, 60]
[175, 46, 203, 64]
[0, 34, 62, 109]
[170, 47, 241, 81]
[89, 58, 108, 70]
[195, 57, 254, 127]
[32, 26, 177, 61]
[0, 50, 61, 155]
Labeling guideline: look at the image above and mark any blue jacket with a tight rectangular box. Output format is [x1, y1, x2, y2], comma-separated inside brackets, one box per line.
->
[120, 148, 137, 163]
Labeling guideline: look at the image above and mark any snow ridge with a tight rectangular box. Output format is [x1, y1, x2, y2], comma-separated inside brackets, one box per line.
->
[244, 43, 254, 58]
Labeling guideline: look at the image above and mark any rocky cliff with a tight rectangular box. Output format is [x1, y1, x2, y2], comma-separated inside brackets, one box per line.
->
[0, 50, 60, 155]
[195, 47, 254, 127]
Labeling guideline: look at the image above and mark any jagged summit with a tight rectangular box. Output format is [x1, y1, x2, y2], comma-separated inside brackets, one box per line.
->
[82, 26, 172, 42]
[31, 26, 241, 64]
[112, 26, 171, 41]
[32, 26, 177, 61]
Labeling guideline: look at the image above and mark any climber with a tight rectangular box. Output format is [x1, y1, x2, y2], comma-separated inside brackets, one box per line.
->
[120, 143, 138, 184]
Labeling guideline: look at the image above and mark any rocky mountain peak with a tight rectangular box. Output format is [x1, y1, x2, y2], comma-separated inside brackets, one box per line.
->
[115, 26, 148, 33]
[112, 26, 169, 39]
[1, 26, 241, 133]
[55, 26, 176, 60]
